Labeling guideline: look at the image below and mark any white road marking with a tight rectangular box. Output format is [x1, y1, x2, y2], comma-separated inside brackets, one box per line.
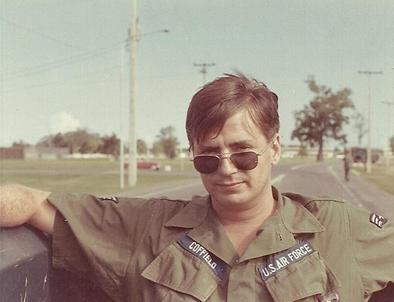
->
[328, 166, 363, 207]
[291, 164, 309, 170]
[272, 174, 285, 184]
[291, 163, 322, 171]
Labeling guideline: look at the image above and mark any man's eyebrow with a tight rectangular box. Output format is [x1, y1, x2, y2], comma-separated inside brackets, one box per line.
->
[197, 145, 221, 153]
[229, 140, 255, 148]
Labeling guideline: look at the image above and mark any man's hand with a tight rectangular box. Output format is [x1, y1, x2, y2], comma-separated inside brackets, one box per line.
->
[0, 184, 55, 234]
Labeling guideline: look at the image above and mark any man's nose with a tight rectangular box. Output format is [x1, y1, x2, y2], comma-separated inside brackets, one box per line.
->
[217, 157, 237, 175]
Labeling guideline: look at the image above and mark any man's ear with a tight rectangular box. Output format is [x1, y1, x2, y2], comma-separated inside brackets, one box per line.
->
[271, 135, 281, 165]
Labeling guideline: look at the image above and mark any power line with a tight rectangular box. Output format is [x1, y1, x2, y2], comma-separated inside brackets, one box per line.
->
[3, 44, 121, 81]
[0, 17, 83, 51]
[2, 65, 120, 94]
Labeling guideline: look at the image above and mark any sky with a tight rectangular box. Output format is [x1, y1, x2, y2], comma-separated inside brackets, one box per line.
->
[1, 0, 393, 150]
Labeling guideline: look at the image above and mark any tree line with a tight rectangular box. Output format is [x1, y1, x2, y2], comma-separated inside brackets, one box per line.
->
[12, 126, 180, 159]
[10, 77, 394, 161]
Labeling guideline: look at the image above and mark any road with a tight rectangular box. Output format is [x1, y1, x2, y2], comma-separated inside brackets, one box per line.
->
[130, 161, 394, 220]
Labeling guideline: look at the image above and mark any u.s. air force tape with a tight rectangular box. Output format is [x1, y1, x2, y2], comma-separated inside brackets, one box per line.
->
[259, 241, 315, 281]
[178, 234, 227, 280]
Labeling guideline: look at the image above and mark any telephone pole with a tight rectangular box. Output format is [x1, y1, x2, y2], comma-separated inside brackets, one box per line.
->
[194, 63, 215, 84]
[382, 101, 394, 166]
[128, 0, 138, 187]
[358, 70, 383, 173]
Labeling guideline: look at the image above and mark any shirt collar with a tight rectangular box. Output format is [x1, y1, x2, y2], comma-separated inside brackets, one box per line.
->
[164, 195, 237, 264]
[164, 195, 210, 228]
[239, 187, 324, 261]
[278, 189, 325, 234]
[164, 188, 325, 233]
[163, 188, 325, 264]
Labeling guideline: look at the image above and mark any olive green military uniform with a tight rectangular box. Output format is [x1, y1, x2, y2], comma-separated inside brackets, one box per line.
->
[48, 188, 394, 302]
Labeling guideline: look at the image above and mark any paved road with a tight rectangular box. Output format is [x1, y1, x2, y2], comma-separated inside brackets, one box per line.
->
[127, 161, 394, 220]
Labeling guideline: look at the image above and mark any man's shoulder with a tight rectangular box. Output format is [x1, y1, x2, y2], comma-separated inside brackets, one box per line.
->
[282, 192, 349, 223]
[283, 192, 345, 208]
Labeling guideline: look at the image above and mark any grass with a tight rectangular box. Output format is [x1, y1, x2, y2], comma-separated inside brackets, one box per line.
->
[0, 156, 361, 195]
[355, 164, 394, 196]
[0, 158, 198, 195]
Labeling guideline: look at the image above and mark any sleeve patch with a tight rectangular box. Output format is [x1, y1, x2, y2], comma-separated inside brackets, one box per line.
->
[98, 196, 119, 203]
[369, 213, 388, 228]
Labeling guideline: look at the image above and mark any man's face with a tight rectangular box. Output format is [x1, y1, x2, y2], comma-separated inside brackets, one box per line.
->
[192, 110, 281, 210]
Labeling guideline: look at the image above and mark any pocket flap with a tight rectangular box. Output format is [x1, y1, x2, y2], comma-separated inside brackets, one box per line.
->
[141, 243, 219, 301]
[263, 252, 340, 301]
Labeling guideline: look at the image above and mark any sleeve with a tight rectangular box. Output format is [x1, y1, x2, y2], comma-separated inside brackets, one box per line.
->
[48, 193, 159, 301]
[346, 203, 394, 295]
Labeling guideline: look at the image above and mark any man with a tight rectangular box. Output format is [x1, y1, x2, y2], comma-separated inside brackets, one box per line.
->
[343, 148, 352, 181]
[1, 73, 393, 301]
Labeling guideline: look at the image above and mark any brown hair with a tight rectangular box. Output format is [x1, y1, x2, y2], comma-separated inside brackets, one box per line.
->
[186, 73, 279, 148]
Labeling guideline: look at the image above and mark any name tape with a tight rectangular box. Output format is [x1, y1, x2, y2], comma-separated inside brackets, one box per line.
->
[178, 234, 227, 280]
[259, 241, 315, 281]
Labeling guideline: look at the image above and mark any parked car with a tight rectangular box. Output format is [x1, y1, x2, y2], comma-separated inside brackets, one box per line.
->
[351, 147, 383, 163]
[124, 160, 160, 171]
[138, 160, 160, 170]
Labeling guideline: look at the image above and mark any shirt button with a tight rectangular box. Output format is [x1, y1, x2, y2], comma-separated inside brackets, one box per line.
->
[235, 258, 240, 264]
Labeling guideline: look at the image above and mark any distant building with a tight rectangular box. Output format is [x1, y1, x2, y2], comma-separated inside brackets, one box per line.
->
[280, 145, 299, 158]
[24, 146, 69, 160]
[280, 144, 335, 159]
[0, 147, 24, 159]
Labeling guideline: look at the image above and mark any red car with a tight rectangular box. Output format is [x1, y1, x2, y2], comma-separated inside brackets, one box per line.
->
[124, 160, 160, 170]
[137, 160, 160, 170]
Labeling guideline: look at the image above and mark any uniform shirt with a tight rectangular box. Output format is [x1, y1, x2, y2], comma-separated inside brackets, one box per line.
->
[48, 188, 394, 302]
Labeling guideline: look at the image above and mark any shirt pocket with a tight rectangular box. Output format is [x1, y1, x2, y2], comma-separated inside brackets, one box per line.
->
[264, 252, 340, 302]
[141, 243, 219, 302]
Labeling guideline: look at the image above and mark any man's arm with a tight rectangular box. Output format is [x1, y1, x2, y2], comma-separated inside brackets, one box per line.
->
[0, 184, 55, 234]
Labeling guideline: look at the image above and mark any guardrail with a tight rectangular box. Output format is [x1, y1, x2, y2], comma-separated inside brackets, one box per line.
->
[1, 226, 393, 301]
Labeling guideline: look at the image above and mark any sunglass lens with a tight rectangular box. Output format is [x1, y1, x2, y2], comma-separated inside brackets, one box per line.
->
[193, 155, 219, 174]
[231, 152, 258, 170]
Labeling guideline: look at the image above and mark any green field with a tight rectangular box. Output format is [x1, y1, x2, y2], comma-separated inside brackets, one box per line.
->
[355, 164, 394, 196]
[0, 158, 198, 195]
[0, 156, 319, 195]
[4, 156, 390, 196]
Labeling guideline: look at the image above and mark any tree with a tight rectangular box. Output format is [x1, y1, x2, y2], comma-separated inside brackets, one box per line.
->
[100, 134, 120, 158]
[66, 129, 101, 153]
[291, 77, 353, 161]
[390, 136, 394, 154]
[11, 140, 30, 148]
[137, 139, 148, 155]
[155, 126, 179, 159]
[38, 129, 102, 153]
[352, 112, 368, 147]
[51, 133, 68, 148]
[151, 141, 163, 157]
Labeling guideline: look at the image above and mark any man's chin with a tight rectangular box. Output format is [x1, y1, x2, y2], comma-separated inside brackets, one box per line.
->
[211, 191, 247, 206]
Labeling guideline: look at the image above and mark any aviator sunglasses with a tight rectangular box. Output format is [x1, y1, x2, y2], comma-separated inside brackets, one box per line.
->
[192, 139, 275, 174]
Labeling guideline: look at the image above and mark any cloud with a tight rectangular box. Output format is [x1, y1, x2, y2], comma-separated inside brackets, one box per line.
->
[50, 112, 81, 134]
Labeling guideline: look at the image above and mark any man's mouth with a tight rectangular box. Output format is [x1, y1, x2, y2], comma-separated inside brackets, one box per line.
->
[216, 181, 243, 187]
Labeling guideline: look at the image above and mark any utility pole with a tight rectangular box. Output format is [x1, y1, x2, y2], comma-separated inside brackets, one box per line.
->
[128, 0, 138, 187]
[125, 0, 169, 187]
[119, 45, 125, 189]
[194, 63, 215, 84]
[382, 101, 394, 166]
[358, 70, 383, 173]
